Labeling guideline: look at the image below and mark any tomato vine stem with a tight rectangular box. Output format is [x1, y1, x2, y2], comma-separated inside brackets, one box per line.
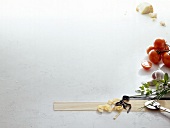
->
[156, 50, 170, 54]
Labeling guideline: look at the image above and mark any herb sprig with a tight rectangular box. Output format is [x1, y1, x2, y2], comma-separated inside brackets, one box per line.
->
[136, 73, 170, 100]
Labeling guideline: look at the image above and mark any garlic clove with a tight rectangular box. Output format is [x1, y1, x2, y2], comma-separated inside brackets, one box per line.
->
[152, 69, 164, 80]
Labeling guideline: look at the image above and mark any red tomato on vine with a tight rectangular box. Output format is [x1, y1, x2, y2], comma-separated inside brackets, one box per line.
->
[154, 38, 166, 50]
[148, 49, 161, 64]
[162, 52, 170, 68]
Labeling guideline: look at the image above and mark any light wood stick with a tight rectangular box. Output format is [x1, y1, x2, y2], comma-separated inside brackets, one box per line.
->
[54, 102, 105, 111]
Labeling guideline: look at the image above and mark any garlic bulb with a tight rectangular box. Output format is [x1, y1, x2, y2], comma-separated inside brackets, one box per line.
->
[152, 69, 165, 80]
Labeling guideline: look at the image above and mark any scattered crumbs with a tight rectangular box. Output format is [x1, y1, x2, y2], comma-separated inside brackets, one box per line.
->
[149, 13, 157, 18]
[160, 21, 166, 27]
[152, 18, 156, 21]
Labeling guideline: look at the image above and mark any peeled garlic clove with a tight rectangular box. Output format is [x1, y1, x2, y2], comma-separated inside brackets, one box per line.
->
[152, 70, 164, 80]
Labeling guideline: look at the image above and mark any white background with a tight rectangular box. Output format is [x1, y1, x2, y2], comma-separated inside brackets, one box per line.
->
[0, 0, 170, 127]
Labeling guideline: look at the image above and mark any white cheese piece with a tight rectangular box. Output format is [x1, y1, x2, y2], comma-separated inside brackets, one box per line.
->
[149, 13, 157, 18]
[136, 2, 153, 14]
[160, 21, 166, 26]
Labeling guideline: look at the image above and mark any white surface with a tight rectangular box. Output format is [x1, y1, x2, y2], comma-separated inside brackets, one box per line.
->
[0, 0, 170, 127]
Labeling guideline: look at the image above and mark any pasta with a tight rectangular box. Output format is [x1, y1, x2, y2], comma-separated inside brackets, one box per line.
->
[97, 98, 124, 120]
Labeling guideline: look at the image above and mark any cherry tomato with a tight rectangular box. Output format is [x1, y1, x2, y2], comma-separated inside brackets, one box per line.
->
[162, 52, 170, 67]
[154, 38, 166, 50]
[141, 60, 152, 70]
[148, 49, 161, 64]
[164, 44, 169, 50]
[146, 45, 155, 54]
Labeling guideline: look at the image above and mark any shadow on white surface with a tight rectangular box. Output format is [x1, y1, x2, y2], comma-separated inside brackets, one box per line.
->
[160, 65, 170, 75]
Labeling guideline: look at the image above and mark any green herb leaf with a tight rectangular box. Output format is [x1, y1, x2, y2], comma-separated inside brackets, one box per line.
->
[136, 73, 170, 100]
[164, 73, 169, 83]
[139, 86, 144, 90]
[152, 80, 158, 85]
[160, 79, 165, 83]
[143, 83, 149, 88]
[135, 90, 141, 93]
[141, 90, 144, 95]
[156, 83, 159, 90]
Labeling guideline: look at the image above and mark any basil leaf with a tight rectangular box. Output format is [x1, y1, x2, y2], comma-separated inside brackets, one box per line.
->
[164, 73, 169, 82]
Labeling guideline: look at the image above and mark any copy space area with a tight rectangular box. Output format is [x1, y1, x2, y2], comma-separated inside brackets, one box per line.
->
[0, 0, 170, 128]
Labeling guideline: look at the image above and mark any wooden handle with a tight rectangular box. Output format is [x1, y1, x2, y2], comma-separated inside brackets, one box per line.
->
[54, 100, 170, 112]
